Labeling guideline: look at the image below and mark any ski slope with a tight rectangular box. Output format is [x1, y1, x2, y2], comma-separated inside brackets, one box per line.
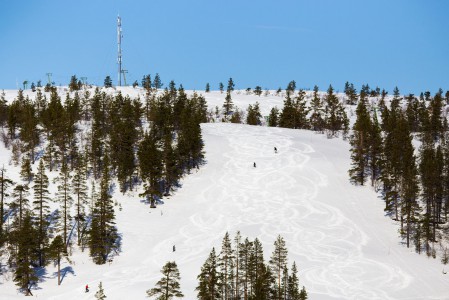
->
[0, 88, 448, 299]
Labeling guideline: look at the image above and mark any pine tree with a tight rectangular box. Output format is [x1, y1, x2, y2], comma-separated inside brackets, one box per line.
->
[54, 161, 73, 247]
[11, 212, 38, 295]
[89, 155, 117, 264]
[218, 232, 234, 300]
[309, 85, 325, 132]
[104, 76, 112, 88]
[147, 261, 184, 299]
[72, 158, 88, 245]
[205, 83, 210, 93]
[299, 286, 308, 300]
[294, 89, 310, 129]
[368, 111, 383, 187]
[196, 248, 220, 300]
[223, 92, 234, 121]
[219, 82, 224, 94]
[48, 235, 67, 285]
[138, 129, 163, 208]
[20, 158, 33, 183]
[287, 262, 300, 300]
[33, 159, 50, 267]
[153, 73, 163, 89]
[95, 281, 107, 299]
[11, 184, 29, 229]
[323, 85, 348, 137]
[268, 107, 279, 127]
[348, 98, 372, 185]
[269, 235, 288, 300]
[0, 168, 13, 243]
[279, 94, 296, 129]
[227, 78, 235, 93]
[246, 102, 262, 125]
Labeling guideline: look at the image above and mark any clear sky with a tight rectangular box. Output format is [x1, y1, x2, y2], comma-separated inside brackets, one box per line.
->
[0, 0, 448, 94]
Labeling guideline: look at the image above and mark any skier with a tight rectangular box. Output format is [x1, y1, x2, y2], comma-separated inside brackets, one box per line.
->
[253, 162, 256, 168]
[85, 284, 89, 293]
[173, 245, 176, 252]
[274, 147, 277, 153]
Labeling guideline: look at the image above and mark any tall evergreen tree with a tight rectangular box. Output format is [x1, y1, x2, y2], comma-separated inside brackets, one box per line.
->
[54, 161, 73, 247]
[0, 168, 13, 243]
[309, 85, 325, 132]
[33, 159, 50, 267]
[95, 281, 107, 300]
[72, 158, 88, 246]
[246, 102, 262, 125]
[269, 235, 288, 300]
[268, 107, 279, 127]
[11, 212, 38, 296]
[147, 261, 184, 299]
[348, 98, 372, 185]
[196, 248, 220, 300]
[89, 155, 117, 264]
[48, 235, 67, 285]
[218, 232, 234, 300]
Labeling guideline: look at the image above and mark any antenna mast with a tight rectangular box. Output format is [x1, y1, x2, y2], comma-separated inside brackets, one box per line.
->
[117, 16, 122, 86]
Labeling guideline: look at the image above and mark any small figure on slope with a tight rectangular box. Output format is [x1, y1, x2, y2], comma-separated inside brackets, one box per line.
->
[173, 245, 176, 252]
[253, 162, 256, 168]
[85, 284, 89, 292]
[274, 147, 277, 153]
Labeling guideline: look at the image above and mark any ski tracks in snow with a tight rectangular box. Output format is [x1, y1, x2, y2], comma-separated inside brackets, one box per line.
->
[182, 124, 411, 300]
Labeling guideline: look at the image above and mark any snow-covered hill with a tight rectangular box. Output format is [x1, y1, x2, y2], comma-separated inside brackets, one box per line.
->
[0, 87, 448, 299]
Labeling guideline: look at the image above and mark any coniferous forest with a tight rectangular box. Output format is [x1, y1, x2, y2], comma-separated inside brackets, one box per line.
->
[0, 75, 448, 297]
[0, 79, 206, 294]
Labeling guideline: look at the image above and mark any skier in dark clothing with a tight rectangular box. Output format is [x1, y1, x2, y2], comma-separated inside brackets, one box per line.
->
[85, 284, 89, 292]
[274, 147, 277, 153]
[173, 245, 176, 252]
[253, 162, 256, 168]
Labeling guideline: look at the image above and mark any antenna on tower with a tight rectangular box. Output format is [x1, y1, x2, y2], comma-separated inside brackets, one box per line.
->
[117, 15, 123, 87]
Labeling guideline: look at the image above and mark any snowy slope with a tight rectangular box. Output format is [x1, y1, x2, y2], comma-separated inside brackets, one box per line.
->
[0, 88, 448, 299]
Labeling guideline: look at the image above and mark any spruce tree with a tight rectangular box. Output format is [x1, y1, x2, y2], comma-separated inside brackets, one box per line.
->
[287, 262, 301, 300]
[268, 107, 279, 127]
[72, 158, 88, 246]
[205, 83, 210, 93]
[138, 129, 163, 208]
[48, 235, 67, 285]
[147, 261, 184, 299]
[89, 155, 117, 264]
[219, 82, 224, 94]
[95, 281, 107, 299]
[348, 98, 372, 185]
[11, 212, 38, 295]
[246, 102, 262, 125]
[218, 232, 234, 300]
[0, 168, 13, 243]
[54, 161, 73, 247]
[223, 92, 234, 121]
[11, 184, 29, 229]
[309, 85, 325, 132]
[104, 76, 112, 88]
[269, 235, 288, 300]
[33, 159, 50, 267]
[196, 248, 220, 300]
[20, 158, 33, 183]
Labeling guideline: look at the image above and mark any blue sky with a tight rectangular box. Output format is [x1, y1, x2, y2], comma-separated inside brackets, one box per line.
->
[0, 0, 448, 94]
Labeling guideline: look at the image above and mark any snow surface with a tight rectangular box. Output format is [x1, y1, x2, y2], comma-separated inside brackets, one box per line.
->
[0, 87, 448, 299]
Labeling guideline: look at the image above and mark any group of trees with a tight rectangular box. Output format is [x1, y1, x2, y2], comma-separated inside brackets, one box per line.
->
[348, 87, 449, 260]
[196, 232, 307, 300]
[146, 232, 307, 300]
[0, 81, 205, 294]
[218, 80, 349, 139]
